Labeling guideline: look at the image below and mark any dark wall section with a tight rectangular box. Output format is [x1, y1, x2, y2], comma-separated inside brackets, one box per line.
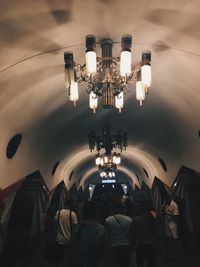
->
[151, 176, 170, 215]
[48, 181, 67, 217]
[172, 166, 200, 234]
[8, 170, 49, 236]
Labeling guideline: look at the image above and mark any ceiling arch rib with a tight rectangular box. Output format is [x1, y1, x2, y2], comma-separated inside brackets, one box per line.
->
[55, 145, 166, 190]
[0, 0, 200, 191]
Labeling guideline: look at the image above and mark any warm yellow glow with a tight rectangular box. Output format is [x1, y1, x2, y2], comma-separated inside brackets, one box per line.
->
[113, 155, 117, 164]
[117, 156, 121, 165]
[115, 91, 124, 112]
[136, 81, 145, 106]
[89, 91, 98, 113]
[86, 51, 97, 75]
[100, 158, 104, 166]
[120, 51, 131, 76]
[95, 157, 101, 165]
[104, 156, 108, 163]
[69, 81, 79, 105]
[141, 65, 152, 88]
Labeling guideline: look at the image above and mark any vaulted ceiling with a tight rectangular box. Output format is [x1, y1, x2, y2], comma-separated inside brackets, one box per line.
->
[0, 0, 200, 190]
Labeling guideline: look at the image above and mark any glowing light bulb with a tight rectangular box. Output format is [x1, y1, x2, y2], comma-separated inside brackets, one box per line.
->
[120, 51, 131, 76]
[136, 81, 145, 106]
[115, 91, 124, 113]
[141, 65, 152, 90]
[86, 51, 97, 75]
[95, 157, 101, 165]
[69, 82, 79, 106]
[89, 92, 98, 113]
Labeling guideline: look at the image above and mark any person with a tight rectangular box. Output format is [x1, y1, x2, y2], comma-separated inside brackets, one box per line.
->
[105, 203, 132, 267]
[163, 195, 181, 263]
[0, 202, 6, 258]
[54, 198, 78, 263]
[164, 195, 179, 239]
[68, 201, 111, 267]
[132, 208, 158, 267]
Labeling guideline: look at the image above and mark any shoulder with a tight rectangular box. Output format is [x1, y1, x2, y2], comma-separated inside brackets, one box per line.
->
[120, 214, 132, 223]
[71, 210, 77, 217]
[105, 216, 113, 223]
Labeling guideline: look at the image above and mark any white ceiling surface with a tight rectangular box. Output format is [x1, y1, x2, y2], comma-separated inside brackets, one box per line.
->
[0, 0, 200, 189]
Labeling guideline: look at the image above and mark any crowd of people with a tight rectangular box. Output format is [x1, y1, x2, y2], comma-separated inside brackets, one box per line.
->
[44, 190, 181, 267]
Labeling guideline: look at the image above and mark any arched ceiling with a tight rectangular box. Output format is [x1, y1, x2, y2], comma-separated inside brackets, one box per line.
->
[0, 0, 200, 190]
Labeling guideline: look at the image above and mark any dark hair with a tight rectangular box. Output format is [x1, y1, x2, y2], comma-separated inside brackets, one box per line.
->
[113, 202, 124, 215]
[82, 201, 99, 221]
[65, 198, 76, 211]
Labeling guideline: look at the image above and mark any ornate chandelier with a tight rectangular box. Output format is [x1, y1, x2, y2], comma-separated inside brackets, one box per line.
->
[88, 126, 127, 177]
[64, 34, 152, 112]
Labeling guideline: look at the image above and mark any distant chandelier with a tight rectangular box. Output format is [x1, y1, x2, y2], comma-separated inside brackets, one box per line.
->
[88, 126, 127, 177]
[64, 34, 152, 112]
[97, 154, 120, 178]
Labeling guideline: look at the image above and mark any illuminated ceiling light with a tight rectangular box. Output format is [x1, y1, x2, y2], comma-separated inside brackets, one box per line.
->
[141, 50, 152, 93]
[69, 81, 79, 106]
[115, 91, 124, 113]
[85, 35, 97, 76]
[64, 35, 152, 112]
[89, 91, 98, 113]
[136, 80, 145, 106]
[89, 126, 127, 178]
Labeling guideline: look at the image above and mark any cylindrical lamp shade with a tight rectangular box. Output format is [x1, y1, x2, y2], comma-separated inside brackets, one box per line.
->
[89, 91, 98, 113]
[141, 65, 152, 89]
[86, 51, 97, 75]
[69, 81, 79, 106]
[136, 81, 145, 106]
[121, 34, 132, 51]
[64, 68, 75, 89]
[115, 91, 124, 112]
[120, 51, 131, 76]
[86, 35, 96, 52]
[64, 51, 74, 67]
[64, 51, 75, 89]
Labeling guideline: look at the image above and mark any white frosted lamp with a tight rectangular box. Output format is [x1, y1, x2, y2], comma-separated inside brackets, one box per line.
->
[69, 81, 79, 106]
[89, 91, 98, 113]
[115, 91, 124, 113]
[136, 81, 145, 106]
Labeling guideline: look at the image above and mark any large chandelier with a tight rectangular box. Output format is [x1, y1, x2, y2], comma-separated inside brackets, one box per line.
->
[64, 34, 152, 112]
[88, 126, 127, 177]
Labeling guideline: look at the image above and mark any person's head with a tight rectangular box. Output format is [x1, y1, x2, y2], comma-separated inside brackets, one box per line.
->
[113, 202, 125, 215]
[82, 201, 99, 221]
[64, 198, 76, 211]
[144, 207, 157, 219]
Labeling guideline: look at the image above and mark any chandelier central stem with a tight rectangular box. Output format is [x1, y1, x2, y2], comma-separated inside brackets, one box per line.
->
[101, 39, 114, 109]
[101, 39, 113, 68]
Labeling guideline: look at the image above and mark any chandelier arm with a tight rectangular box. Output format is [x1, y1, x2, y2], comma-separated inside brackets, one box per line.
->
[97, 56, 120, 62]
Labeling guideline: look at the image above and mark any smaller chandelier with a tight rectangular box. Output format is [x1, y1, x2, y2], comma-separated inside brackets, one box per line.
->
[95, 153, 121, 166]
[89, 126, 127, 178]
[100, 170, 116, 178]
[96, 153, 120, 178]
[64, 34, 152, 112]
